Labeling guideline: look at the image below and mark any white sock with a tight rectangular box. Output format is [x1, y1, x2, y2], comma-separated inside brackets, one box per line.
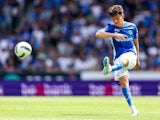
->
[130, 105, 137, 112]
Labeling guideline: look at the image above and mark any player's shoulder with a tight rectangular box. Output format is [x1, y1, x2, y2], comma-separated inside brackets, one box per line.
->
[105, 23, 115, 32]
[106, 23, 115, 28]
[124, 21, 137, 27]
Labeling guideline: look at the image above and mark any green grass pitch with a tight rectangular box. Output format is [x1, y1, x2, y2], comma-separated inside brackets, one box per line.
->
[0, 96, 159, 120]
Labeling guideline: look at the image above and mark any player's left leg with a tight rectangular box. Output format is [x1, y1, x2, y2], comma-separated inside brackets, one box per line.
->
[119, 76, 139, 116]
[113, 52, 138, 116]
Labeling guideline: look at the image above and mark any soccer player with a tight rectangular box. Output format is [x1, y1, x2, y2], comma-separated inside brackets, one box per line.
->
[95, 5, 140, 116]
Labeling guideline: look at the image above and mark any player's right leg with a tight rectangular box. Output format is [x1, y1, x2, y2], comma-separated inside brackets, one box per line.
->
[102, 56, 111, 75]
[102, 56, 124, 75]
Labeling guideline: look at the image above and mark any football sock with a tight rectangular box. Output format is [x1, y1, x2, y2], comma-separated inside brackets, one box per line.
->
[111, 61, 124, 72]
[122, 87, 133, 106]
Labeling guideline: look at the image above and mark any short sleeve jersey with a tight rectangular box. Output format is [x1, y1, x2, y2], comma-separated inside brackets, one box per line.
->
[105, 21, 138, 60]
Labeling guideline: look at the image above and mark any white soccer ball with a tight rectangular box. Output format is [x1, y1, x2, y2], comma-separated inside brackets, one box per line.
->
[14, 41, 32, 59]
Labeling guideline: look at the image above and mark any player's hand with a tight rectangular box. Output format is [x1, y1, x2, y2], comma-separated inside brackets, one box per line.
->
[114, 33, 128, 40]
[134, 58, 140, 70]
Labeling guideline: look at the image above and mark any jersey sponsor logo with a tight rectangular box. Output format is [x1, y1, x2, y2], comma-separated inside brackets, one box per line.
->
[114, 37, 132, 42]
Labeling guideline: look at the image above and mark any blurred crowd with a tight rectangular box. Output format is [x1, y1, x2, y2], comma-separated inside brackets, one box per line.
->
[0, 0, 160, 76]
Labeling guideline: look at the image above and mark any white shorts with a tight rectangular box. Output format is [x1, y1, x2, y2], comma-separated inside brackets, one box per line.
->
[114, 52, 137, 80]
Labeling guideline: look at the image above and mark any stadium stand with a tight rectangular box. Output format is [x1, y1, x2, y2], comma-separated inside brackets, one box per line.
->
[0, 0, 159, 80]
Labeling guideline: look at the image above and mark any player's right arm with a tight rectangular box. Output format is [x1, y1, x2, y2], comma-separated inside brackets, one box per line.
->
[95, 28, 116, 38]
[95, 28, 127, 39]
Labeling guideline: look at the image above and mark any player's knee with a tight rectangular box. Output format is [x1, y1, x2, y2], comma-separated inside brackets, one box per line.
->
[119, 76, 129, 87]
[120, 59, 129, 67]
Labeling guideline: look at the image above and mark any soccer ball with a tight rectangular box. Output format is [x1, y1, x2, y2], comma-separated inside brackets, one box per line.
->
[14, 41, 32, 59]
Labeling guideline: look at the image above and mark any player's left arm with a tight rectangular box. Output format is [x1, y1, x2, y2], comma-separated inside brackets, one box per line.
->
[134, 38, 140, 69]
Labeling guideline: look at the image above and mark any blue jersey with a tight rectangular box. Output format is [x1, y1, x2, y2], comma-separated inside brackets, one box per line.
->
[105, 21, 138, 60]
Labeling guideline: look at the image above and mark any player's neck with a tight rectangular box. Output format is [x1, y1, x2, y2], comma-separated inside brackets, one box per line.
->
[118, 21, 125, 28]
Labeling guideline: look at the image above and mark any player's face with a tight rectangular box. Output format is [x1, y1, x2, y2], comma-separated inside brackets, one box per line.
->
[111, 14, 124, 27]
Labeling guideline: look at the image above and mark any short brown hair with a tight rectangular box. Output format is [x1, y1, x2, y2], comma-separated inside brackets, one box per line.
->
[108, 5, 124, 17]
